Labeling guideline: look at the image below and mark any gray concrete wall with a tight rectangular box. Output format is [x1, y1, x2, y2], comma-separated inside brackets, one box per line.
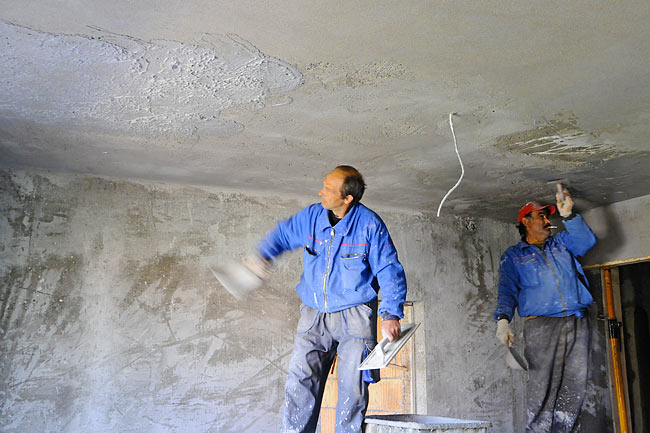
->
[582, 194, 650, 267]
[382, 211, 528, 432]
[1, 169, 303, 432]
[1, 168, 608, 433]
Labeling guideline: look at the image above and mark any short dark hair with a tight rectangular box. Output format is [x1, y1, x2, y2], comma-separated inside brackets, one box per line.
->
[335, 165, 366, 205]
[517, 212, 538, 240]
[517, 221, 527, 241]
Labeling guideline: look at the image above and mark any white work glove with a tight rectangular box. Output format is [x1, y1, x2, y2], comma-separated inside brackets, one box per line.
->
[496, 319, 514, 347]
[555, 183, 574, 218]
[242, 253, 271, 280]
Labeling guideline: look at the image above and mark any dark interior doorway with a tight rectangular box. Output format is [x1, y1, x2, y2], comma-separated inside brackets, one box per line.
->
[619, 261, 650, 433]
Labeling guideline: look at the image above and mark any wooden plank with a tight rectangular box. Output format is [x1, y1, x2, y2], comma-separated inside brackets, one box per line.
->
[319, 408, 336, 432]
[321, 378, 338, 408]
[367, 378, 404, 411]
[584, 255, 650, 270]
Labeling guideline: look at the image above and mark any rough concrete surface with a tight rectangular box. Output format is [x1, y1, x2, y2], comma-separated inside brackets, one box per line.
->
[2, 1, 650, 220]
[0, 170, 304, 432]
[0, 169, 614, 432]
[0, 1, 646, 431]
[0, 21, 302, 137]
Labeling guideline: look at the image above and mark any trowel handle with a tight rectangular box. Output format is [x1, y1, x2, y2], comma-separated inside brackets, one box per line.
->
[377, 338, 389, 359]
[556, 183, 565, 201]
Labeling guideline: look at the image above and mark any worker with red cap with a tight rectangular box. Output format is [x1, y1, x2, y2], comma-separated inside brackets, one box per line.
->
[494, 185, 597, 432]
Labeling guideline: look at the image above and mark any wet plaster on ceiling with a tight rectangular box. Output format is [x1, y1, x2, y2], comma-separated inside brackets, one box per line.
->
[0, 21, 303, 138]
[1, 1, 650, 222]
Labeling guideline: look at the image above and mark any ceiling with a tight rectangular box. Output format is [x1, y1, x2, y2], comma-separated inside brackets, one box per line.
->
[1, 1, 649, 221]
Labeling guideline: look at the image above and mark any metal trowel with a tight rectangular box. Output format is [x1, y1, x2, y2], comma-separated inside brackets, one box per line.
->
[358, 322, 420, 370]
[505, 345, 528, 371]
[210, 262, 263, 300]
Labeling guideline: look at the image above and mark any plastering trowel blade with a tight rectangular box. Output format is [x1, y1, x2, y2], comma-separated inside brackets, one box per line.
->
[547, 179, 570, 197]
[358, 322, 420, 370]
[505, 346, 528, 371]
[210, 262, 262, 300]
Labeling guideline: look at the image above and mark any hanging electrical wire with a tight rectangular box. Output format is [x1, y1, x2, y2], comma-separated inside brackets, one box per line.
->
[437, 112, 464, 217]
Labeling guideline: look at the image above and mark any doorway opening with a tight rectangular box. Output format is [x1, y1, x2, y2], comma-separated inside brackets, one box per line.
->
[587, 261, 650, 433]
[618, 261, 650, 433]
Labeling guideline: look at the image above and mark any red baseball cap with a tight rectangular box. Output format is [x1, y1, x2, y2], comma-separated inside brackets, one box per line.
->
[517, 201, 556, 223]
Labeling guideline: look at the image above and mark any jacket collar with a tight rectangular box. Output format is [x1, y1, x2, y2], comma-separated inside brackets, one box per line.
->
[317, 203, 358, 236]
[517, 235, 552, 251]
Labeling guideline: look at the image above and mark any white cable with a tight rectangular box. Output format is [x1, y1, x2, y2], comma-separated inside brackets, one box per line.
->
[436, 112, 464, 217]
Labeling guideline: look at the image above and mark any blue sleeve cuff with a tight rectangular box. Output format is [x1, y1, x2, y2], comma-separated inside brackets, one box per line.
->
[381, 314, 400, 321]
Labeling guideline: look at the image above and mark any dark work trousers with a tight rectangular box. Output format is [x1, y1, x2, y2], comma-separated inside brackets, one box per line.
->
[524, 315, 591, 433]
[280, 302, 377, 433]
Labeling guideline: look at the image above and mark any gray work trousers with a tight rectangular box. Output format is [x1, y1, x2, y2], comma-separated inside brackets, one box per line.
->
[524, 315, 591, 433]
[280, 302, 377, 433]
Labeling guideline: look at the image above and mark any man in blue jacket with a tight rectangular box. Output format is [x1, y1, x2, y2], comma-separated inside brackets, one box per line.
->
[494, 186, 597, 433]
[255, 165, 407, 433]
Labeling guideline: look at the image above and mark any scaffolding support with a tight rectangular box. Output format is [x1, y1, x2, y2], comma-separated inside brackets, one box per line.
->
[603, 267, 629, 433]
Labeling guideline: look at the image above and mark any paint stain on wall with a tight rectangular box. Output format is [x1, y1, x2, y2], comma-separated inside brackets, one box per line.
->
[0, 21, 303, 137]
[495, 115, 621, 162]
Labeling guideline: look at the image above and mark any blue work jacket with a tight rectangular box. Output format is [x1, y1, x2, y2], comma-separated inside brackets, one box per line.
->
[257, 203, 407, 318]
[494, 214, 597, 321]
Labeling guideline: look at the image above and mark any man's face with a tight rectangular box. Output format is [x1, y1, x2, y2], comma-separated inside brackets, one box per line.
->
[318, 169, 352, 215]
[523, 209, 552, 242]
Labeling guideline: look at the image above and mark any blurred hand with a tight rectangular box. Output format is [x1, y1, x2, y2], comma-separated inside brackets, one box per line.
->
[556, 184, 574, 217]
[382, 320, 401, 342]
[496, 319, 514, 347]
[243, 253, 270, 280]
